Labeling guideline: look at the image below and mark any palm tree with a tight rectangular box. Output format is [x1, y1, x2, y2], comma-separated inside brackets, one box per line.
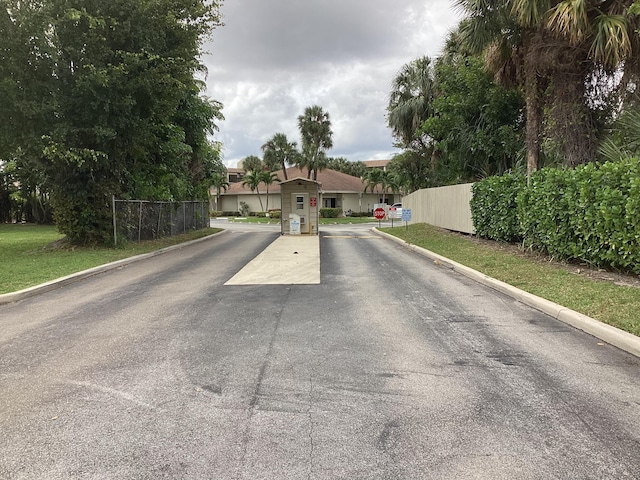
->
[209, 172, 229, 212]
[258, 170, 280, 212]
[362, 168, 386, 199]
[456, 0, 640, 174]
[599, 106, 640, 162]
[241, 171, 264, 211]
[298, 105, 333, 179]
[384, 173, 402, 202]
[261, 133, 298, 180]
[241, 155, 263, 174]
[456, 1, 546, 177]
[387, 56, 436, 150]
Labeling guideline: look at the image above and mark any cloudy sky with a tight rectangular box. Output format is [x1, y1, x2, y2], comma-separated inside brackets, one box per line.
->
[200, 1, 462, 168]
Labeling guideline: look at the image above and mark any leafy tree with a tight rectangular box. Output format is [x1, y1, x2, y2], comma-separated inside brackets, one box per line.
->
[387, 150, 433, 194]
[261, 133, 298, 180]
[0, 160, 15, 222]
[422, 55, 525, 182]
[298, 105, 333, 179]
[0, 0, 223, 244]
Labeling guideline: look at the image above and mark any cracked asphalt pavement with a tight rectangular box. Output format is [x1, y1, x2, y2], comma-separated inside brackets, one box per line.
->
[1, 223, 639, 479]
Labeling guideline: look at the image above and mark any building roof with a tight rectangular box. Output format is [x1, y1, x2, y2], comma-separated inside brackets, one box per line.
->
[362, 159, 391, 169]
[224, 167, 384, 195]
[279, 176, 321, 186]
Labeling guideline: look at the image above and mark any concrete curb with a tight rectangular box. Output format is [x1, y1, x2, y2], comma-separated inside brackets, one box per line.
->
[373, 228, 640, 358]
[0, 230, 229, 306]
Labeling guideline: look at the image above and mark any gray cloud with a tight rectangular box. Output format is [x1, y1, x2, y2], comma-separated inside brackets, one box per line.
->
[202, 0, 461, 167]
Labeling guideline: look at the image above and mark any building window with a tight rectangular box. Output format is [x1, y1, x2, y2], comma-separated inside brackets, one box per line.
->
[324, 198, 336, 208]
[296, 196, 304, 209]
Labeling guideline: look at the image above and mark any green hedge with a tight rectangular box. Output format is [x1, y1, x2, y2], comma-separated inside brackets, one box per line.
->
[211, 210, 241, 217]
[470, 158, 640, 273]
[320, 208, 342, 218]
[471, 173, 525, 242]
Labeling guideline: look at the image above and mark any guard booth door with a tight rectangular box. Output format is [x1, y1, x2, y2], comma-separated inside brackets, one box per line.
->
[292, 193, 310, 234]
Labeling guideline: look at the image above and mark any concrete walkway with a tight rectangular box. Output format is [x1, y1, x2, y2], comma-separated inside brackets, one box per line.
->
[225, 235, 320, 285]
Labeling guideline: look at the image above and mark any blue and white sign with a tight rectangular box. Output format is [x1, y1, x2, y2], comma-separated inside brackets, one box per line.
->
[401, 208, 412, 222]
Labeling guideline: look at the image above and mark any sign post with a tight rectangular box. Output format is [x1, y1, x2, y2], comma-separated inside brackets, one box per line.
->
[401, 208, 412, 230]
[388, 207, 396, 227]
[373, 206, 385, 227]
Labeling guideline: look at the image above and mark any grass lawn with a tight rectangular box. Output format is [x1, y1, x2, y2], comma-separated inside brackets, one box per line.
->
[0, 224, 222, 295]
[381, 223, 640, 337]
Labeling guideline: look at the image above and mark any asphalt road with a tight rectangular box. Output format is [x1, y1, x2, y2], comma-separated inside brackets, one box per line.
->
[1, 223, 639, 479]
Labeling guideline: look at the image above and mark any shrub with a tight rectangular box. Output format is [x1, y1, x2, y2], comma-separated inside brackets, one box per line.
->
[320, 208, 341, 218]
[517, 167, 577, 258]
[347, 211, 370, 217]
[239, 201, 249, 216]
[516, 158, 640, 273]
[471, 158, 640, 273]
[471, 172, 525, 242]
[268, 209, 281, 219]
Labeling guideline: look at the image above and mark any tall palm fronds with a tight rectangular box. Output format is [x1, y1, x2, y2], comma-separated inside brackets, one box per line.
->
[362, 168, 385, 197]
[297, 105, 333, 180]
[241, 155, 263, 174]
[599, 107, 640, 162]
[387, 56, 436, 149]
[261, 133, 298, 180]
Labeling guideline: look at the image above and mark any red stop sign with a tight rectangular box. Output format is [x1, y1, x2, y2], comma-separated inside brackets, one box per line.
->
[374, 207, 386, 220]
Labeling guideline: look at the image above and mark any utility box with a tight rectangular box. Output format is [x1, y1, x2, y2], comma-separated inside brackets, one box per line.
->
[280, 177, 321, 235]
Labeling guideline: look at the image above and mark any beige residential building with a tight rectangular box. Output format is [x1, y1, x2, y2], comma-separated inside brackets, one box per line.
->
[217, 166, 400, 215]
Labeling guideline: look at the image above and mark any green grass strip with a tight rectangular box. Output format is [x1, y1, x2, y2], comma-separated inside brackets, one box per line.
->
[226, 216, 376, 225]
[0, 224, 222, 295]
[381, 224, 640, 337]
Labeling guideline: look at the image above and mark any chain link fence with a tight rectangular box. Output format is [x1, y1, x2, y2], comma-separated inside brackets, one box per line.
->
[112, 197, 209, 244]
